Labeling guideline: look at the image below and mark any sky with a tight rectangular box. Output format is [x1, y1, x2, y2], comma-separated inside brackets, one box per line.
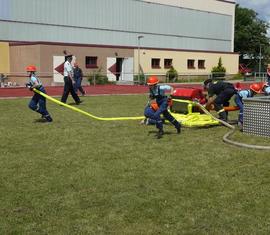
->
[235, 0, 270, 36]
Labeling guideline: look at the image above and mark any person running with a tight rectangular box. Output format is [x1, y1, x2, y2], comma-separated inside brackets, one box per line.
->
[26, 65, 53, 122]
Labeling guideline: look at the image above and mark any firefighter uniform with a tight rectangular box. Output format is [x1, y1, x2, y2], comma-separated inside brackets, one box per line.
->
[26, 66, 53, 122]
[148, 84, 181, 138]
[235, 89, 253, 124]
[205, 80, 236, 121]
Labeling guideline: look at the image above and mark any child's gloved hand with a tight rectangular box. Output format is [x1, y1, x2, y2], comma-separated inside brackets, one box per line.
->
[25, 83, 33, 91]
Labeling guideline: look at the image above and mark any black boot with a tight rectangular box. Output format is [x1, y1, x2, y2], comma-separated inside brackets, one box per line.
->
[172, 119, 181, 134]
[218, 111, 227, 122]
[176, 123, 181, 134]
[45, 115, 53, 122]
[156, 129, 164, 139]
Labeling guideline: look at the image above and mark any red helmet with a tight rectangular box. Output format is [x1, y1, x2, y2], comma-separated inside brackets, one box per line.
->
[26, 65, 37, 72]
[250, 83, 261, 93]
[147, 76, 159, 85]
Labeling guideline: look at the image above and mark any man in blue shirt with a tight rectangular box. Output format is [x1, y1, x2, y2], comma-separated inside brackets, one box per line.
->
[73, 63, 86, 96]
[146, 76, 181, 139]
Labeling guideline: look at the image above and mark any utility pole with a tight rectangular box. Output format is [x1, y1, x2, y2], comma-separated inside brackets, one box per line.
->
[259, 44, 262, 80]
[137, 35, 144, 80]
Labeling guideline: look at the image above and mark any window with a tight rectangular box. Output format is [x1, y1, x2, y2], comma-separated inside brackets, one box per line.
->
[85, 56, 98, 68]
[164, 59, 173, 69]
[151, 58, 161, 68]
[198, 60, 205, 69]
[187, 59, 195, 69]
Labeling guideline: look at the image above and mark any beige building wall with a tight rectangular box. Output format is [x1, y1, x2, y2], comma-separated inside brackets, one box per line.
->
[136, 49, 239, 75]
[9, 43, 133, 86]
[142, 0, 235, 15]
[0, 42, 10, 74]
[9, 44, 41, 85]
[142, 0, 235, 52]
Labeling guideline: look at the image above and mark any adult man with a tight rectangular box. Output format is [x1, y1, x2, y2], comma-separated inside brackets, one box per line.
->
[60, 55, 82, 104]
[73, 63, 86, 96]
[204, 79, 236, 122]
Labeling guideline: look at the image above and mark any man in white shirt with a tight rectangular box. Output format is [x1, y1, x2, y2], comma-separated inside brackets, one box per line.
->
[60, 54, 82, 104]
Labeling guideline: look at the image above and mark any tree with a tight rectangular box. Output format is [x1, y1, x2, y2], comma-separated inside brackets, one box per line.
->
[234, 4, 270, 69]
[211, 57, 226, 78]
[166, 66, 178, 82]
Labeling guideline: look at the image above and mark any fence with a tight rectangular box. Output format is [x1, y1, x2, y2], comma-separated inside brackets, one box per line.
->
[0, 71, 268, 87]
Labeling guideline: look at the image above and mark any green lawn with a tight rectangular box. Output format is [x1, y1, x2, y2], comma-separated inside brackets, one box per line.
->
[1, 95, 270, 234]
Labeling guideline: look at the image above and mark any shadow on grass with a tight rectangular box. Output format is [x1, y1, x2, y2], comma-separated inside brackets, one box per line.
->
[33, 118, 50, 123]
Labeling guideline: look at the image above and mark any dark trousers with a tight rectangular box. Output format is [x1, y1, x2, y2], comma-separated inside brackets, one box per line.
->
[148, 98, 181, 131]
[214, 88, 236, 111]
[235, 94, 244, 123]
[61, 77, 80, 103]
[214, 88, 236, 121]
[28, 87, 50, 116]
[74, 78, 85, 95]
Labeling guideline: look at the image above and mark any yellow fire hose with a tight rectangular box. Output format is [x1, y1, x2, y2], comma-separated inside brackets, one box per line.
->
[194, 101, 270, 150]
[34, 88, 270, 149]
[33, 88, 144, 121]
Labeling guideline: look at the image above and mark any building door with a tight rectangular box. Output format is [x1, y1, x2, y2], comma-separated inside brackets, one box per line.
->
[107, 57, 117, 81]
[53, 56, 65, 83]
[107, 57, 134, 82]
[120, 57, 134, 81]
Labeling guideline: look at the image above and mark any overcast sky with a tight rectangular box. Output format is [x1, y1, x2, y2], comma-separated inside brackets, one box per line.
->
[235, 0, 270, 35]
[235, 0, 270, 20]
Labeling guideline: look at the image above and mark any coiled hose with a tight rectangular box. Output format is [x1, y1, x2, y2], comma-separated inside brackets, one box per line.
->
[195, 102, 270, 150]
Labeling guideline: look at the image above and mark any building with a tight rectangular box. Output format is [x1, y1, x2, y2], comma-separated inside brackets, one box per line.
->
[0, 0, 238, 86]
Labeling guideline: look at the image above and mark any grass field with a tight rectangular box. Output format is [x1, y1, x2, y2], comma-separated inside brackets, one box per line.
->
[1, 95, 270, 234]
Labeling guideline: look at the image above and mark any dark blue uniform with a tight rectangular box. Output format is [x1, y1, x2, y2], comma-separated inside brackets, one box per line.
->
[28, 75, 52, 122]
[207, 81, 236, 121]
[235, 89, 253, 124]
[148, 84, 181, 138]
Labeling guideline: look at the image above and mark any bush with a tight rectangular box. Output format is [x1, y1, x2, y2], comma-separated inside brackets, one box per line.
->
[134, 74, 146, 85]
[211, 57, 226, 78]
[87, 68, 110, 85]
[166, 66, 178, 82]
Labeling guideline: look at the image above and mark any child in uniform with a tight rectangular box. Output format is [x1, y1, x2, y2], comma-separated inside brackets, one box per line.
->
[26, 65, 53, 122]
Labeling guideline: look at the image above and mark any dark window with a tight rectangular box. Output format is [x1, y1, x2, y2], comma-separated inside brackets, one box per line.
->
[151, 58, 161, 68]
[164, 59, 173, 69]
[198, 60, 205, 69]
[187, 59, 195, 69]
[85, 56, 98, 68]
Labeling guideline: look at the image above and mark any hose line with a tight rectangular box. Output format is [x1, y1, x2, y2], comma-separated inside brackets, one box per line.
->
[195, 102, 270, 150]
[33, 88, 144, 121]
[35, 88, 270, 149]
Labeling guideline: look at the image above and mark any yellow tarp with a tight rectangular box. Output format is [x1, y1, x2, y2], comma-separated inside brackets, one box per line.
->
[170, 111, 219, 127]
[170, 99, 220, 127]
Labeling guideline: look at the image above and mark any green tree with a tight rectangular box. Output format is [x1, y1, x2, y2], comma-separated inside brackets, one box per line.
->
[166, 66, 178, 82]
[234, 4, 270, 69]
[211, 57, 226, 78]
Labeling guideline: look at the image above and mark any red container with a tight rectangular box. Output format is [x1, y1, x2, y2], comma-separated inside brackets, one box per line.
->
[171, 87, 206, 114]
[171, 88, 206, 104]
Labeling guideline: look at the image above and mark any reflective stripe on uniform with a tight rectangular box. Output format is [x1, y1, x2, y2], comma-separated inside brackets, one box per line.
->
[217, 109, 225, 114]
